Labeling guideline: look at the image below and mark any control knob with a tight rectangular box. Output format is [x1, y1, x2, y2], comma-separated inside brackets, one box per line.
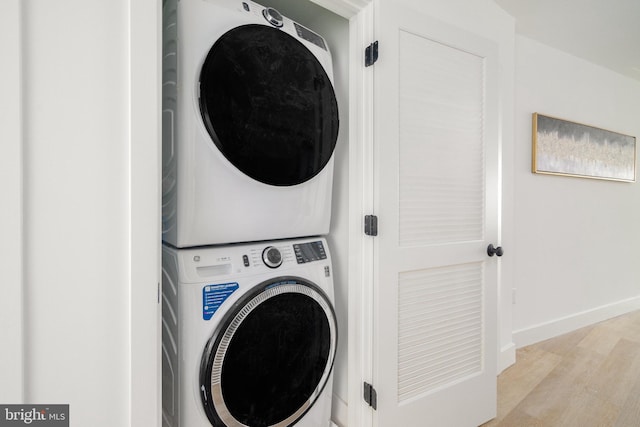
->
[262, 246, 283, 268]
[262, 7, 284, 27]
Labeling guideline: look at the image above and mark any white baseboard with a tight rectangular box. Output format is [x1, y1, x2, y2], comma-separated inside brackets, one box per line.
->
[513, 296, 640, 349]
[498, 342, 516, 373]
[331, 393, 348, 427]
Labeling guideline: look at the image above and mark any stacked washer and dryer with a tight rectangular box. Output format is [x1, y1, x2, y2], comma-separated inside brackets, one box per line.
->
[161, 0, 340, 426]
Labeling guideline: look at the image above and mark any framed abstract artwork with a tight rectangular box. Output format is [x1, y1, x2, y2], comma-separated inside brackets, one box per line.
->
[532, 113, 636, 182]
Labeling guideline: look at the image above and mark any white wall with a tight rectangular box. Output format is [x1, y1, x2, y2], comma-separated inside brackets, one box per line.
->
[512, 35, 640, 346]
[4, 1, 161, 426]
[0, 0, 24, 403]
[23, 0, 130, 423]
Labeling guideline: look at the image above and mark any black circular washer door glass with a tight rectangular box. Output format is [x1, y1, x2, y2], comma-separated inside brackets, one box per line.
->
[200, 280, 337, 427]
[199, 24, 339, 186]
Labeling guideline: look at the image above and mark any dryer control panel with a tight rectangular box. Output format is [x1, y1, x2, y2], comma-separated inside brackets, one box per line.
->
[293, 23, 327, 51]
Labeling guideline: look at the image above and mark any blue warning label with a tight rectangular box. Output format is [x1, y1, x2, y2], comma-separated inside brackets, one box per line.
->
[203, 282, 239, 321]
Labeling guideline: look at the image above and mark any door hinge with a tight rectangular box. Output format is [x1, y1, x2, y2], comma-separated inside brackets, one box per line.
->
[364, 215, 378, 236]
[365, 41, 379, 67]
[363, 382, 377, 409]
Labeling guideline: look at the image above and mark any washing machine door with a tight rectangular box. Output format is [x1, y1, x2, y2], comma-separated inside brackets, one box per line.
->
[199, 24, 339, 187]
[200, 278, 337, 427]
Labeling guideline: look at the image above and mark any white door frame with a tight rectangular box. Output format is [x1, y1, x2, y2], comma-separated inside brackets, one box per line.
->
[0, 0, 24, 404]
[344, 3, 376, 426]
[310, 1, 376, 426]
[128, 0, 162, 425]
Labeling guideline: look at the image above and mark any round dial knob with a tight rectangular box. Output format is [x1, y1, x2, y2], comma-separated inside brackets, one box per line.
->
[262, 246, 283, 268]
[262, 7, 284, 27]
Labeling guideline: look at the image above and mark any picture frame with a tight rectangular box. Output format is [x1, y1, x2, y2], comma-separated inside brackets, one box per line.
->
[532, 113, 636, 182]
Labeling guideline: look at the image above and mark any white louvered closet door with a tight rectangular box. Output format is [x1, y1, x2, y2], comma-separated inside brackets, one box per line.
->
[371, 1, 500, 425]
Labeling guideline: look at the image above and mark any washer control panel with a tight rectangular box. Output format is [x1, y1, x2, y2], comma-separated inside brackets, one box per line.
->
[243, 239, 328, 269]
[175, 238, 330, 284]
[293, 241, 327, 264]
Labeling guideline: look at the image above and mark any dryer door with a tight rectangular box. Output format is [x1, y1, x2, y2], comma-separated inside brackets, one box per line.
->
[200, 278, 337, 427]
[199, 24, 339, 187]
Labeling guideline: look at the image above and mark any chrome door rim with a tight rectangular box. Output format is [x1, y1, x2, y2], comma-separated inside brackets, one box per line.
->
[200, 279, 337, 427]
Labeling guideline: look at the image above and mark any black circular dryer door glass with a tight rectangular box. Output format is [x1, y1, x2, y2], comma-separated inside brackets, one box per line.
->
[199, 24, 339, 186]
[200, 280, 337, 427]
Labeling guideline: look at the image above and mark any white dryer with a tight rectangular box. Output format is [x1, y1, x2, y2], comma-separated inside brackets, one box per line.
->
[162, 237, 338, 427]
[162, 0, 340, 248]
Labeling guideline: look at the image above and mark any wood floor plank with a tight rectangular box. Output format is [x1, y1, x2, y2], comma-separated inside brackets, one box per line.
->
[495, 408, 543, 427]
[553, 388, 619, 427]
[614, 368, 640, 427]
[485, 310, 640, 427]
[489, 347, 562, 423]
[584, 338, 640, 408]
[577, 324, 623, 356]
[535, 324, 595, 356]
[515, 346, 606, 422]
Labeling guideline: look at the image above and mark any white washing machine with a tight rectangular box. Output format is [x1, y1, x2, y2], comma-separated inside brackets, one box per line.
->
[162, 0, 340, 248]
[162, 237, 338, 427]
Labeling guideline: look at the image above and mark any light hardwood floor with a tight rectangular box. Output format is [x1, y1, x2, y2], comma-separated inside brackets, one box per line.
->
[482, 310, 640, 427]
